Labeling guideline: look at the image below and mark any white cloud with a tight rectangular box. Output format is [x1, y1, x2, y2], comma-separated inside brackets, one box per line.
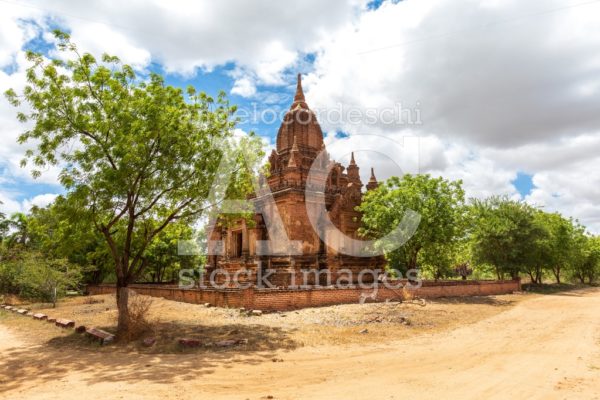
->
[0, 192, 58, 216]
[0, 2, 43, 68]
[24, 0, 366, 80]
[0, 191, 22, 216]
[308, 0, 600, 146]
[21, 193, 58, 211]
[231, 76, 256, 97]
[1, 0, 600, 234]
[304, 0, 600, 232]
[0, 51, 63, 186]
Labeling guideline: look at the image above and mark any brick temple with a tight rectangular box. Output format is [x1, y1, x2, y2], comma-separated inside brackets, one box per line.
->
[206, 74, 384, 287]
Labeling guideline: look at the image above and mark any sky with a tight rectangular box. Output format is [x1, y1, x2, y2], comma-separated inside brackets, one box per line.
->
[1, 0, 600, 232]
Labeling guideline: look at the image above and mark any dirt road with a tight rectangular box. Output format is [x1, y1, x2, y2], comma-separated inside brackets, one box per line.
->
[1, 288, 599, 400]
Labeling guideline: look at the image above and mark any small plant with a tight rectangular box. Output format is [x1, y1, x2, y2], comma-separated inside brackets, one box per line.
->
[121, 291, 153, 342]
[454, 263, 473, 280]
[82, 297, 105, 305]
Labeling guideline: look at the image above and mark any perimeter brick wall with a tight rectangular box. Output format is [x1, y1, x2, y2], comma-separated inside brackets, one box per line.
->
[87, 279, 520, 311]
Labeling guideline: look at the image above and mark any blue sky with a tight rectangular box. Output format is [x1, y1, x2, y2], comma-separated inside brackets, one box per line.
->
[1, 0, 599, 232]
[0, 33, 544, 202]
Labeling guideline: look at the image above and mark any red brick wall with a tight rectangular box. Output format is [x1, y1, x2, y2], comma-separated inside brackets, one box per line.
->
[87, 279, 520, 311]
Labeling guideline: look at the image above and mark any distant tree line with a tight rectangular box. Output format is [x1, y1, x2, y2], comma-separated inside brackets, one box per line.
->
[2, 173, 598, 307]
[0, 197, 199, 304]
[359, 174, 600, 285]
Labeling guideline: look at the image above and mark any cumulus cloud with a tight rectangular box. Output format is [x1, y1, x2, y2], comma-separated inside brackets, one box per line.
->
[303, 0, 600, 232]
[231, 76, 257, 97]
[1, 0, 600, 234]
[0, 52, 63, 187]
[307, 0, 600, 147]
[25, 0, 366, 80]
[0, 2, 43, 68]
[0, 193, 58, 216]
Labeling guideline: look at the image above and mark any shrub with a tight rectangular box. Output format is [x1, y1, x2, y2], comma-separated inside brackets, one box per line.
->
[121, 291, 153, 341]
[0, 250, 83, 306]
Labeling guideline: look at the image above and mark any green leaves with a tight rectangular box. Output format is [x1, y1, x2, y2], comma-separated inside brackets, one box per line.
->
[6, 31, 264, 293]
[358, 174, 466, 276]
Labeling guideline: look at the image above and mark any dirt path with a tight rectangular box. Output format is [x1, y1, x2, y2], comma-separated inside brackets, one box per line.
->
[1, 289, 600, 400]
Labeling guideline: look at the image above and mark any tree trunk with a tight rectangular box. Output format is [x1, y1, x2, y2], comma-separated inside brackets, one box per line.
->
[535, 268, 542, 285]
[116, 283, 130, 335]
[554, 266, 561, 284]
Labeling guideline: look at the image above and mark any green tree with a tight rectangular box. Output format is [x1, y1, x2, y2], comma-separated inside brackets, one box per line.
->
[6, 31, 262, 335]
[534, 212, 583, 284]
[5, 212, 30, 247]
[27, 198, 113, 284]
[521, 210, 555, 284]
[0, 202, 8, 242]
[570, 234, 600, 284]
[143, 222, 199, 283]
[468, 197, 541, 280]
[16, 253, 83, 307]
[358, 174, 465, 276]
[585, 236, 600, 284]
[0, 248, 82, 306]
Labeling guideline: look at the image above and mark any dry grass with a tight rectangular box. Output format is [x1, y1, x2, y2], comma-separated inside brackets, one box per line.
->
[0, 291, 530, 354]
[0, 294, 26, 306]
[121, 291, 153, 342]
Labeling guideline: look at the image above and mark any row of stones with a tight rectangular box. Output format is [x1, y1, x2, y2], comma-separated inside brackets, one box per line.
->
[2, 303, 252, 349]
[0, 304, 115, 345]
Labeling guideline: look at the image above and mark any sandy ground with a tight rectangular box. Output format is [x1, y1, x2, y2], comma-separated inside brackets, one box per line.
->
[1, 288, 599, 399]
[0, 292, 521, 350]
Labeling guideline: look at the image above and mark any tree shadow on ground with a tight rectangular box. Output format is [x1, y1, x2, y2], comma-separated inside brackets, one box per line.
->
[428, 296, 515, 307]
[523, 283, 598, 297]
[0, 321, 298, 394]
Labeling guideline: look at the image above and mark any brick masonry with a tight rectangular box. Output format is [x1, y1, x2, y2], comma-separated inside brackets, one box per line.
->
[87, 279, 521, 312]
[205, 74, 386, 288]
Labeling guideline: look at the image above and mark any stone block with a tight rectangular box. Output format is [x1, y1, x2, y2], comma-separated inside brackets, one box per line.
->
[55, 319, 75, 328]
[85, 327, 115, 345]
[32, 313, 47, 320]
[178, 338, 202, 348]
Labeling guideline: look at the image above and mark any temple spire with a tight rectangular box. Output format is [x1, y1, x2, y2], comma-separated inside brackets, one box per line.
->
[367, 167, 379, 191]
[292, 73, 308, 109]
[349, 151, 356, 166]
[347, 151, 360, 184]
[294, 73, 305, 103]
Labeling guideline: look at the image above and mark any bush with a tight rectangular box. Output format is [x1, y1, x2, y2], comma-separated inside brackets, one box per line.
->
[0, 250, 83, 305]
[121, 291, 153, 341]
